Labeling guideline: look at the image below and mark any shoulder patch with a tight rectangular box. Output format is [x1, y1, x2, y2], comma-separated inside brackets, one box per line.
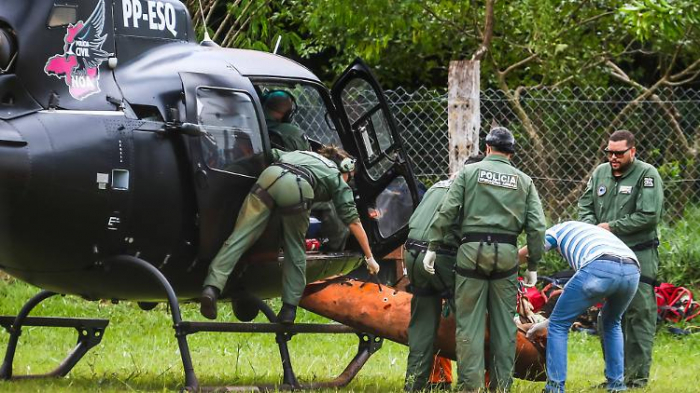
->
[477, 169, 518, 190]
[433, 180, 452, 189]
[644, 177, 654, 188]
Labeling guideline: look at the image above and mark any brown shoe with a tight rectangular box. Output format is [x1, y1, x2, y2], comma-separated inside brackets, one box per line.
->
[200, 286, 220, 320]
[277, 303, 297, 325]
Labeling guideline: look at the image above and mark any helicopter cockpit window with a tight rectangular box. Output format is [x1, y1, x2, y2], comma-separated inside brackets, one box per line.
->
[340, 78, 397, 180]
[254, 82, 342, 148]
[196, 87, 264, 177]
[48, 5, 78, 27]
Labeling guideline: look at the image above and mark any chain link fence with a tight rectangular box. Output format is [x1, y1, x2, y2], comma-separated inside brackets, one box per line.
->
[386, 86, 700, 226]
[292, 83, 700, 282]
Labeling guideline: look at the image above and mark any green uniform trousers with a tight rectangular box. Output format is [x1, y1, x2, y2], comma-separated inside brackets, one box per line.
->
[404, 245, 455, 391]
[623, 247, 658, 386]
[204, 165, 314, 306]
[455, 241, 518, 392]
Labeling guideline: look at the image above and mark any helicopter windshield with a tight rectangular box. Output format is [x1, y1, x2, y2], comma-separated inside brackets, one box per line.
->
[196, 87, 264, 177]
[255, 82, 342, 147]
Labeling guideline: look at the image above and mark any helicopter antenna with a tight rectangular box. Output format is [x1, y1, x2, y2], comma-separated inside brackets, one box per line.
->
[197, 0, 214, 44]
[272, 35, 282, 54]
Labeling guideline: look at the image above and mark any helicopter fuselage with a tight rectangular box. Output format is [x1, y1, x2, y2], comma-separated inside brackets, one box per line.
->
[0, 0, 419, 302]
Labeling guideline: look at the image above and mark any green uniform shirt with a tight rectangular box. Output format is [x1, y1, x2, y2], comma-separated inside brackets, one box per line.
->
[407, 180, 459, 249]
[427, 155, 546, 270]
[578, 158, 664, 246]
[272, 149, 359, 224]
[266, 112, 311, 152]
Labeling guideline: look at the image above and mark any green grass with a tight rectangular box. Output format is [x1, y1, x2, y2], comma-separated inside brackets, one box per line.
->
[1, 277, 700, 392]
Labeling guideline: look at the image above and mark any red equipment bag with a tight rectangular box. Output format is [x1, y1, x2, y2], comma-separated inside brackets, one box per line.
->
[655, 283, 700, 323]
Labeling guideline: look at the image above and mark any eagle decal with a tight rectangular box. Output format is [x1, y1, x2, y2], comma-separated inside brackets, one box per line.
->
[44, 0, 112, 100]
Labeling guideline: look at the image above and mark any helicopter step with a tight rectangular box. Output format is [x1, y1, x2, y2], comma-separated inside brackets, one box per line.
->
[0, 291, 109, 380]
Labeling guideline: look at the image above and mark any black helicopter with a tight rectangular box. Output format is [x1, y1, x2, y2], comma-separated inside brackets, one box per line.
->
[0, 0, 420, 390]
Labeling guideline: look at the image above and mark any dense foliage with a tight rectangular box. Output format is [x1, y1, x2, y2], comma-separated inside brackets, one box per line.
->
[186, 1, 700, 90]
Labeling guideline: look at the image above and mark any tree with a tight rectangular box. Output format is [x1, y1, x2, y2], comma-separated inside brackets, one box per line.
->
[186, 0, 700, 217]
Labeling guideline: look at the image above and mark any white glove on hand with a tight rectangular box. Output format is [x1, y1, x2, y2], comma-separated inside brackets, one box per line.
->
[526, 319, 549, 339]
[523, 270, 537, 287]
[423, 250, 437, 275]
[365, 256, 380, 275]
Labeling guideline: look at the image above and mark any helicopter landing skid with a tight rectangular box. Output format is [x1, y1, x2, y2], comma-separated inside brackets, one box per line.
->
[0, 290, 109, 380]
[0, 257, 383, 391]
[179, 297, 384, 391]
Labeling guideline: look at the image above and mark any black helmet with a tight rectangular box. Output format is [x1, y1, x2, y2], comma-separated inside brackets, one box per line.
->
[485, 127, 515, 153]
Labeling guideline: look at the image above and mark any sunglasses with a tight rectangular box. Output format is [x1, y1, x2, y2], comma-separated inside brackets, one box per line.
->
[604, 147, 631, 158]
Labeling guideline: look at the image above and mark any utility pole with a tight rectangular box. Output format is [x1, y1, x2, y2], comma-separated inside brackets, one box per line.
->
[448, 60, 480, 176]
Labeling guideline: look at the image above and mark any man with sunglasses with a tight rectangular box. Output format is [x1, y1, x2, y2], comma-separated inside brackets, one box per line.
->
[578, 130, 664, 388]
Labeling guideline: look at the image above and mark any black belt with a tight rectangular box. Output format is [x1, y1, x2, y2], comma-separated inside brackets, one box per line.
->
[598, 254, 638, 265]
[406, 283, 450, 298]
[460, 232, 517, 273]
[274, 162, 316, 189]
[630, 238, 659, 251]
[454, 264, 519, 280]
[640, 275, 657, 287]
[405, 239, 457, 256]
[461, 232, 517, 246]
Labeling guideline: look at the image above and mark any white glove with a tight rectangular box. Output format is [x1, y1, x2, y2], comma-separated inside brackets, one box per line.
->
[423, 250, 437, 275]
[523, 270, 537, 287]
[365, 256, 380, 275]
[526, 319, 549, 339]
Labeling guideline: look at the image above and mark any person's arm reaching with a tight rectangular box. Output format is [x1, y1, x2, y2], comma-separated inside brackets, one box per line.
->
[348, 220, 379, 274]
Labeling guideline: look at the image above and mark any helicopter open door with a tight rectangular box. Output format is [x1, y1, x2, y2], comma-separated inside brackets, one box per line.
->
[179, 73, 269, 262]
[331, 59, 420, 258]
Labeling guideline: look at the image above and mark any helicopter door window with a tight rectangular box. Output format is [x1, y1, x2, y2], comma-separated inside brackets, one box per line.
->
[111, 169, 130, 191]
[340, 78, 397, 180]
[196, 87, 265, 177]
[47, 5, 78, 27]
[372, 176, 412, 238]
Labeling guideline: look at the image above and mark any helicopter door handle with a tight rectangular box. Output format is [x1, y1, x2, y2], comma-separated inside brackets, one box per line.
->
[165, 122, 205, 137]
[195, 167, 209, 189]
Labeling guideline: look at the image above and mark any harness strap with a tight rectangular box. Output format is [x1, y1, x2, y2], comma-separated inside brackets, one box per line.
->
[277, 198, 313, 216]
[274, 162, 316, 189]
[251, 184, 275, 209]
[630, 238, 659, 251]
[454, 264, 519, 281]
[405, 239, 457, 256]
[461, 232, 517, 246]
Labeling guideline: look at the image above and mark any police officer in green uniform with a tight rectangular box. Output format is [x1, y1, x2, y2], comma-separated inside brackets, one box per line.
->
[404, 156, 483, 392]
[578, 130, 663, 388]
[262, 90, 349, 252]
[263, 90, 311, 152]
[425, 127, 546, 392]
[200, 145, 380, 323]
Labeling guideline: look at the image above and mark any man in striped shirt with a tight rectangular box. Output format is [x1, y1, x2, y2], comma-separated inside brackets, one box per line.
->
[519, 221, 640, 393]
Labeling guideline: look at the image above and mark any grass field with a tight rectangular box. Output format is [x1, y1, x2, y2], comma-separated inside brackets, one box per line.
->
[1, 277, 700, 392]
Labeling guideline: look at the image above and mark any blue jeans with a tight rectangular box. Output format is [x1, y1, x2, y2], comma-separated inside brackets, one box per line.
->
[545, 258, 640, 393]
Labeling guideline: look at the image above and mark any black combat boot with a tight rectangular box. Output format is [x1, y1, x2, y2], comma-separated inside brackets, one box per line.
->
[277, 302, 297, 325]
[200, 286, 220, 320]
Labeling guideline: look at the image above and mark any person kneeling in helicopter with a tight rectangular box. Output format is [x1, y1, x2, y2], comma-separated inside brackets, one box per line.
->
[200, 145, 380, 324]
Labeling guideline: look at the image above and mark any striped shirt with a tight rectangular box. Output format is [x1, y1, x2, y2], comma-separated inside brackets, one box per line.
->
[545, 221, 638, 270]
